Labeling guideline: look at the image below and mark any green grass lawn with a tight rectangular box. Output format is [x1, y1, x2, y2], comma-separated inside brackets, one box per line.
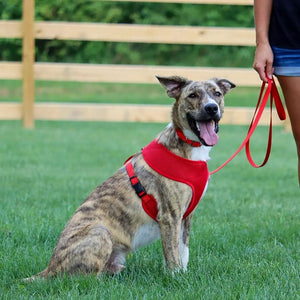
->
[0, 120, 299, 299]
[0, 80, 265, 107]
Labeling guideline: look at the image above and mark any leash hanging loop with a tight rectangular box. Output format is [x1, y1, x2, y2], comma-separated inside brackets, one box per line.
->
[210, 76, 286, 175]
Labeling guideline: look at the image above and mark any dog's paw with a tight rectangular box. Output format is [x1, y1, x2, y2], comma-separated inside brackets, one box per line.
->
[171, 266, 188, 277]
[105, 262, 125, 275]
[163, 260, 187, 276]
[22, 274, 43, 282]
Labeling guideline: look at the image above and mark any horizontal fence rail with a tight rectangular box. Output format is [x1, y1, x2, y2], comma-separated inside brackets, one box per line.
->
[107, 0, 253, 5]
[0, 102, 285, 126]
[0, 62, 261, 86]
[0, 21, 255, 46]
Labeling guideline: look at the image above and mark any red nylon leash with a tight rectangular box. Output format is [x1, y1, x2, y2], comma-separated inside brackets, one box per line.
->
[210, 76, 286, 175]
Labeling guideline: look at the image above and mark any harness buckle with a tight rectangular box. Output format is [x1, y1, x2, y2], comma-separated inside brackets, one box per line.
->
[129, 175, 138, 185]
[129, 175, 147, 198]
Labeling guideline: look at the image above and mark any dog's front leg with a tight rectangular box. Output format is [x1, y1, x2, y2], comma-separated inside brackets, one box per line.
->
[159, 217, 182, 271]
[179, 214, 193, 272]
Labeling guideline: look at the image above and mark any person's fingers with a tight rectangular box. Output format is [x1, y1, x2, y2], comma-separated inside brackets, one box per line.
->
[253, 61, 268, 82]
[265, 60, 274, 80]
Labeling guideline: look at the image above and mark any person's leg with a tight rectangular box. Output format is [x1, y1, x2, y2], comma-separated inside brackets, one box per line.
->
[277, 75, 300, 187]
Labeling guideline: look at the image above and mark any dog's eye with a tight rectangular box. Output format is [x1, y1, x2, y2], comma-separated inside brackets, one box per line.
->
[188, 93, 197, 99]
[214, 91, 222, 97]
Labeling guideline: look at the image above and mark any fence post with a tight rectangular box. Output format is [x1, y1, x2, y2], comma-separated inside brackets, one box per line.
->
[22, 0, 35, 128]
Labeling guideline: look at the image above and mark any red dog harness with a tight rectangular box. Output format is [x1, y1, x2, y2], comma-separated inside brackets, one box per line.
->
[126, 138, 209, 221]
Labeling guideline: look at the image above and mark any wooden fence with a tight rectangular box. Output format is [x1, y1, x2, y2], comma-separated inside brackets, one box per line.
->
[0, 0, 288, 128]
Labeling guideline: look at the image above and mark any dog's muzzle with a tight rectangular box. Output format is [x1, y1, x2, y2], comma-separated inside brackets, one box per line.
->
[187, 103, 221, 146]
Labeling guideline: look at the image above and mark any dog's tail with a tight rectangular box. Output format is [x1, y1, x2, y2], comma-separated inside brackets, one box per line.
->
[23, 268, 52, 282]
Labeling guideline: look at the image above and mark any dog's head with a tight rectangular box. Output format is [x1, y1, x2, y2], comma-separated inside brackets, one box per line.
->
[156, 75, 235, 146]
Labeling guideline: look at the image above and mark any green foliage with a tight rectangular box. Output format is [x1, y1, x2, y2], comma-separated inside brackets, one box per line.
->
[0, 0, 22, 19]
[0, 121, 299, 299]
[0, 1, 255, 67]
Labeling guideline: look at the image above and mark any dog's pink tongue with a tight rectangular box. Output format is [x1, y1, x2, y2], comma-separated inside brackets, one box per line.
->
[198, 121, 219, 146]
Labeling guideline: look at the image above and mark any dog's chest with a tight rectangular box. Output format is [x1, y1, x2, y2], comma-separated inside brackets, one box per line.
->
[132, 222, 160, 251]
[190, 146, 211, 161]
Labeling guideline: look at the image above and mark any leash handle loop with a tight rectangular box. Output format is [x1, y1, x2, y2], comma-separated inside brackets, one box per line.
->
[245, 86, 273, 168]
[210, 76, 286, 175]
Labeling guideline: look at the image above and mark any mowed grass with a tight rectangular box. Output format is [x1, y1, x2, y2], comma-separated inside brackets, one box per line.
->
[0, 120, 299, 299]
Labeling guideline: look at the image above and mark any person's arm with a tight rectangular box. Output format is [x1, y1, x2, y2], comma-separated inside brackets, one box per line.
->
[253, 0, 274, 82]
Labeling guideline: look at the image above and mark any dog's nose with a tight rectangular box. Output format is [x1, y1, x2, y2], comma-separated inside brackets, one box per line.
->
[205, 103, 219, 116]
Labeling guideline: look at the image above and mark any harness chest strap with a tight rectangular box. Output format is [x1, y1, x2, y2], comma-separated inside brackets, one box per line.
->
[126, 161, 159, 221]
[126, 140, 210, 221]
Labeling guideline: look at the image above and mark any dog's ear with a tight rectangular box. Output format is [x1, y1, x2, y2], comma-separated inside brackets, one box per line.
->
[213, 78, 236, 95]
[156, 75, 190, 98]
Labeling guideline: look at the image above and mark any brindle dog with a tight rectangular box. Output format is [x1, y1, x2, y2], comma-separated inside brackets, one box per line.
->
[27, 75, 235, 279]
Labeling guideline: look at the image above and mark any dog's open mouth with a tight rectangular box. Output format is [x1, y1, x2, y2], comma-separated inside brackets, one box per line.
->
[187, 115, 219, 146]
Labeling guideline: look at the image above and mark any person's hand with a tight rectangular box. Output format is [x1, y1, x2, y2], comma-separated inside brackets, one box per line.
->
[253, 43, 274, 82]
